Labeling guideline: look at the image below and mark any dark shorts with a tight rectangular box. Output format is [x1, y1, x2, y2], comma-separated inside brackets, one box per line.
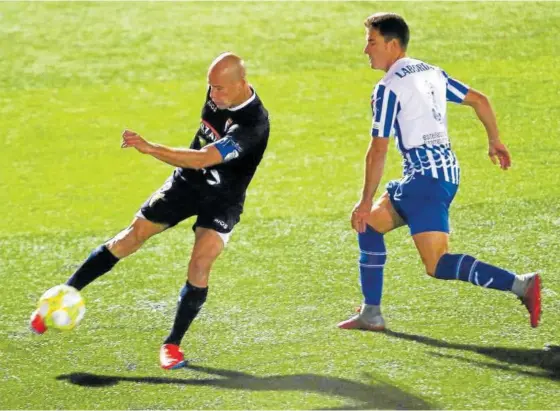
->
[386, 173, 458, 235]
[137, 172, 242, 235]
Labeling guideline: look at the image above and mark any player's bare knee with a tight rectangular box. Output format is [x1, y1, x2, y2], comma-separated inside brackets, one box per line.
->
[107, 225, 147, 257]
[106, 231, 133, 258]
[369, 196, 404, 234]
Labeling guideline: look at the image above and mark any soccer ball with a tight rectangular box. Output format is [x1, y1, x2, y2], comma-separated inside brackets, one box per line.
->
[37, 285, 86, 331]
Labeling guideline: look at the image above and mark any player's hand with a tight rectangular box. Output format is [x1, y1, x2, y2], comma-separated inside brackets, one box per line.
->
[488, 139, 511, 170]
[121, 129, 154, 154]
[351, 199, 372, 233]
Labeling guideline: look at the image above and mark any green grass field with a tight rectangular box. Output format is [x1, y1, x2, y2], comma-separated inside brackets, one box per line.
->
[1, 1, 559, 409]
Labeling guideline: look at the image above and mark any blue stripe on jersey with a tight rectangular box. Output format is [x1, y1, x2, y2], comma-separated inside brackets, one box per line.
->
[372, 86, 399, 138]
[448, 77, 468, 95]
[443, 70, 469, 103]
[373, 84, 385, 123]
[399, 144, 460, 184]
[433, 145, 449, 181]
[394, 117, 403, 153]
[384, 92, 397, 137]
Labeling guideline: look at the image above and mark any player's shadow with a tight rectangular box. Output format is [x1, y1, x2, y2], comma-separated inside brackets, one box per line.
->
[384, 329, 560, 380]
[56, 365, 433, 410]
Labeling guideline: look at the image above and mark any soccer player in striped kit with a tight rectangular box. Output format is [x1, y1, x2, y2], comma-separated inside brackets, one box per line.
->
[339, 13, 541, 331]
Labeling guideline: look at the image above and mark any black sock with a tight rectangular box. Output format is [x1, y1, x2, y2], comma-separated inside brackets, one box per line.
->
[164, 281, 208, 346]
[66, 245, 119, 291]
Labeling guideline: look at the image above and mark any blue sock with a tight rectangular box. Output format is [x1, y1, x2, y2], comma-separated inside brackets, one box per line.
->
[358, 226, 387, 305]
[434, 253, 515, 291]
[66, 245, 119, 290]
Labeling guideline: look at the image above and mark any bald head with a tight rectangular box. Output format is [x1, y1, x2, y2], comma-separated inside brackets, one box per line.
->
[208, 52, 246, 83]
[207, 52, 251, 110]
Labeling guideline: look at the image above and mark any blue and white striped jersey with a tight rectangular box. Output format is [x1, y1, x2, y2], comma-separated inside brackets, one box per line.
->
[371, 57, 469, 184]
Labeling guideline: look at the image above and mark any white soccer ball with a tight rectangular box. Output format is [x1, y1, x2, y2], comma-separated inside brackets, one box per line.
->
[37, 285, 86, 331]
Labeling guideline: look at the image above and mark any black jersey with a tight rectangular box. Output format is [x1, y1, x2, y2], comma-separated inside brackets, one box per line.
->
[177, 87, 270, 207]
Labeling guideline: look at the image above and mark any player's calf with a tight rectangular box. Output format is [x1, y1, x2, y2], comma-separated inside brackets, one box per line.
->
[163, 282, 208, 346]
[65, 244, 120, 290]
[433, 253, 541, 327]
[65, 218, 165, 291]
[338, 226, 387, 331]
[358, 226, 387, 306]
[434, 253, 516, 290]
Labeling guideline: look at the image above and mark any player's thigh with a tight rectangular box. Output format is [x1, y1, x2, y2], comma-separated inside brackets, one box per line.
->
[367, 191, 406, 234]
[192, 227, 226, 260]
[412, 231, 449, 276]
[194, 203, 240, 248]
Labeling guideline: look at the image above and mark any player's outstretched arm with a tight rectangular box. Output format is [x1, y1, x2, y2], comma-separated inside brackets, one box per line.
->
[351, 137, 389, 233]
[121, 129, 223, 170]
[462, 89, 511, 170]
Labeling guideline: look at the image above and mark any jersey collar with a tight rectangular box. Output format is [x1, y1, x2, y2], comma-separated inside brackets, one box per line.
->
[228, 87, 256, 112]
[384, 57, 412, 80]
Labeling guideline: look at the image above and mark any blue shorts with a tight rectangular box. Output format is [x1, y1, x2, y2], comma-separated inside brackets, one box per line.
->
[386, 173, 458, 235]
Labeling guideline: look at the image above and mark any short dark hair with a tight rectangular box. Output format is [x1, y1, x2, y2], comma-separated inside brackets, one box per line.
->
[364, 13, 409, 50]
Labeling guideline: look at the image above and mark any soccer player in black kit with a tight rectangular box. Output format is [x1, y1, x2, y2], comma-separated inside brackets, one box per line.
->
[30, 53, 270, 370]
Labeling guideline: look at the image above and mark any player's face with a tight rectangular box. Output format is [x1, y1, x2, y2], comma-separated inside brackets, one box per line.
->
[364, 29, 392, 70]
[208, 74, 244, 110]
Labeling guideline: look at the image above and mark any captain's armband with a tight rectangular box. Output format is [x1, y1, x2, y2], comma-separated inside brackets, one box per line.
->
[214, 137, 242, 162]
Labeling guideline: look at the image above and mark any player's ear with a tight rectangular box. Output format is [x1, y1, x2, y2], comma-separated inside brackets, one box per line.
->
[237, 78, 248, 92]
[383, 37, 392, 51]
[389, 38, 400, 51]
